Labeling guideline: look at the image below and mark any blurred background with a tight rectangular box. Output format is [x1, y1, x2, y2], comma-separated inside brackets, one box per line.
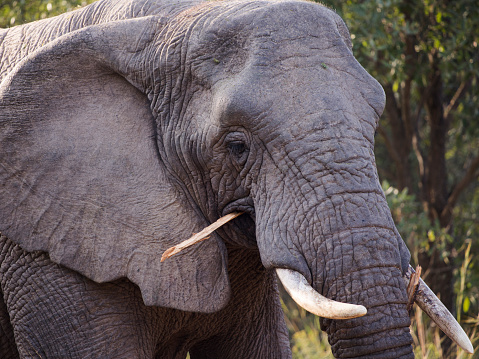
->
[1, 0, 477, 357]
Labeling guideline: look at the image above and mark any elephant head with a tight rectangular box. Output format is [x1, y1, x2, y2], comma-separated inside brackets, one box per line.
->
[0, 0, 472, 357]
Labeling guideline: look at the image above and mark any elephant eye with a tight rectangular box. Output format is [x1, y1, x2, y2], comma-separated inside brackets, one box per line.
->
[224, 132, 249, 165]
[228, 141, 247, 162]
[228, 141, 247, 157]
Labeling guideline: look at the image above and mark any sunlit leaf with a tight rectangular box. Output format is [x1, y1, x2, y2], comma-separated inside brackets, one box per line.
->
[436, 11, 442, 23]
[463, 296, 470, 313]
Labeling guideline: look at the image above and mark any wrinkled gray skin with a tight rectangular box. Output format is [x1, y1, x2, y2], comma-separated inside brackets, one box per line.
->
[0, 0, 414, 358]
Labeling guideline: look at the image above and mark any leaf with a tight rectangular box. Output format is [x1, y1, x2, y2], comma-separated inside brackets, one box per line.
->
[463, 296, 470, 313]
[436, 11, 442, 24]
[392, 81, 399, 93]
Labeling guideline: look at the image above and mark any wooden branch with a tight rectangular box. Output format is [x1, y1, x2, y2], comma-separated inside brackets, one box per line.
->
[384, 85, 404, 144]
[401, 77, 413, 146]
[412, 132, 426, 184]
[377, 125, 402, 166]
[402, 34, 416, 146]
[411, 87, 427, 197]
[441, 154, 479, 222]
[444, 80, 470, 121]
[161, 212, 244, 262]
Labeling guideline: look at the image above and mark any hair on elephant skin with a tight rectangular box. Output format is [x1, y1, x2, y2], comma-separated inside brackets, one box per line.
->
[0, 0, 472, 358]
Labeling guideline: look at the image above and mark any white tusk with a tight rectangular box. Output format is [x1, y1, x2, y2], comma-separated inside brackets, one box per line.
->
[404, 265, 474, 354]
[276, 268, 367, 320]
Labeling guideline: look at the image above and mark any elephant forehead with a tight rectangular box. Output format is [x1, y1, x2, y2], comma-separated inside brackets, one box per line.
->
[192, 0, 340, 41]
[187, 0, 346, 81]
[212, 60, 381, 142]
[248, 1, 345, 47]
[217, 0, 341, 40]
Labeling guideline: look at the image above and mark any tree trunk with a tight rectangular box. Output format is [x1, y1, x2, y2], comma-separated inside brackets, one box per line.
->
[418, 57, 454, 356]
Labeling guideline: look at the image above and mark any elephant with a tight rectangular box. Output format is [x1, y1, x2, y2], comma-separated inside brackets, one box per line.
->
[0, 0, 473, 357]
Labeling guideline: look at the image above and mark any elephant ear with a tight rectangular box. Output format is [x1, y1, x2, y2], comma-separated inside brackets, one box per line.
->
[0, 17, 230, 312]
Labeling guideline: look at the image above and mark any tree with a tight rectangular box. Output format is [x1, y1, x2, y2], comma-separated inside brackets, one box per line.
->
[0, 0, 94, 28]
[319, 0, 479, 356]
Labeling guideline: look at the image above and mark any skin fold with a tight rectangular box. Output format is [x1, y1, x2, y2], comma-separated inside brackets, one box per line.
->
[0, 0, 416, 357]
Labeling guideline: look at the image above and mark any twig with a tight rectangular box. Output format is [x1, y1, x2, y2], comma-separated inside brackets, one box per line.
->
[161, 212, 244, 262]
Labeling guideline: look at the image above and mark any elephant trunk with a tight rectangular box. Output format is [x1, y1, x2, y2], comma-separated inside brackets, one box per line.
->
[252, 174, 472, 356]
[252, 148, 416, 356]
[319, 263, 413, 358]
[253, 195, 415, 356]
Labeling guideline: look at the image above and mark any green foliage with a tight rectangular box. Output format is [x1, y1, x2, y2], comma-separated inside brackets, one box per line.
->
[281, 286, 334, 359]
[381, 180, 458, 264]
[323, 0, 478, 82]
[453, 187, 479, 325]
[383, 181, 479, 358]
[291, 328, 333, 359]
[383, 181, 478, 294]
[0, 0, 95, 28]
[382, 180, 430, 259]
[326, 0, 479, 192]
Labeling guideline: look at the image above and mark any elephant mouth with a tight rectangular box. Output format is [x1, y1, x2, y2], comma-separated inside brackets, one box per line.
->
[220, 198, 256, 247]
[221, 197, 255, 218]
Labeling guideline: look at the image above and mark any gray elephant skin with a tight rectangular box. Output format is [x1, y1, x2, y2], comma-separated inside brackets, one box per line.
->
[0, 0, 451, 358]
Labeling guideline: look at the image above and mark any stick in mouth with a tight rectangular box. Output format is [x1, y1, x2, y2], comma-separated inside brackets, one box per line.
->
[161, 212, 244, 262]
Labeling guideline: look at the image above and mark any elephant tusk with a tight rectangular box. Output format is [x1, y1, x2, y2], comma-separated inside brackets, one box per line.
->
[404, 265, 474, 354]
[276, 268, 367, 320]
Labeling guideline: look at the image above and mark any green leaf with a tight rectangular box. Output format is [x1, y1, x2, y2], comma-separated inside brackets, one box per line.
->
[436, 11, 442, 24]
[392, 81, 399, 92]
[463, 296, 470, 313]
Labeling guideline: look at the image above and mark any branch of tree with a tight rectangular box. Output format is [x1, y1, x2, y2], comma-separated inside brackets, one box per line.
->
[377, 125, 402, 166]
[402, 34, 416, 147]
[412, 132, 426, 182]
[412, 90, 426, 194]
[402, 78, 413, 147]
[443, 79, 471, 122]
[441, 154, 479, 221]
